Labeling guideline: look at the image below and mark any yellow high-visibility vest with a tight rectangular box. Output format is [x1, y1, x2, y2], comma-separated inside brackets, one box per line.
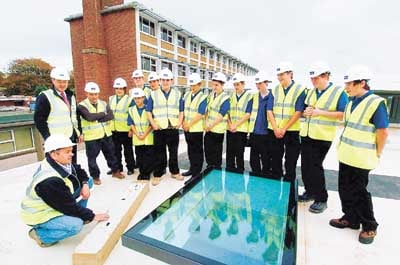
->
[207, 92, 230, 134]
[109, 94, 131, 132]
[268, 82, 305, 131]
[183, 90, 207, 132]
[229, 91, 252, 133]
[42, 89, 79, 138]
[337, 94, 385, 170]
[248, 93, 260, 133]
[21, 160, 74, 225]
[128, 106, 154, 146]
[79, 99, 112, 141]
[300, 85, 345, 141]
[151, 88, 181, 129]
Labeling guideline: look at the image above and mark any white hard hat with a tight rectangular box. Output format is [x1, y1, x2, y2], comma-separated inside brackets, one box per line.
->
[148, 72, 160, 81]
[44, 134, 76, 153]
[160, 68, 174, 79]
[84, 82, 100, 93]
[254, 72, 272, 83]
[188, 73, 202, 85]
[276, 62, 293, 74]
[130, 88, 145, 98]
[113, 77, 127, 88]
[232, 73, 246, 83]
[132, 69, 144, 78]
[344, 65, 372, 82]
[50, 67, 70, 81]
[309, 61, 331, 78]
[212, 72, 227, 83]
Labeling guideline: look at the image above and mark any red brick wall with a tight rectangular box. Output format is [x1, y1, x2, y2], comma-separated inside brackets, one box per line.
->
[101, 0, 123, 8]
[69, 19, 86, 102]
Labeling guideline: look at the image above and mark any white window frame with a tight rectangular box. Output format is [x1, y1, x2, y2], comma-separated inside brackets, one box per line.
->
[139, 16, 156, 36]
[141, 56, 157, 72]
[200, 45, 206, 56]
[177, 35, 186, 49]
[200, 69, 206, 79]
[161, 27, 173, 43]
[190, 41, 198, 53]
[161, 61, 173, 72]
[178, 64, 187, 77]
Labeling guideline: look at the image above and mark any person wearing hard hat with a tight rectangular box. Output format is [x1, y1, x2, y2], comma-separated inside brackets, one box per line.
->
[330, 65, 389, 244]
[131, 69, 151, 98]
[77, 82, 125, 185]
[108, 78, 136, 176]
[127, 88, 154, 183]
[226, 73, 252, 172]
[204, 72, 230, 169]
[34, 67, 81, 163]
[182, 73, 208, 178]
[21, 134, 109, 247]
[267, 62, 306, 181]
[146, 68, 184, 184]
[299, 62, 349, 214]
[147, 71, 161, 94]
[247, 72, 274, 176]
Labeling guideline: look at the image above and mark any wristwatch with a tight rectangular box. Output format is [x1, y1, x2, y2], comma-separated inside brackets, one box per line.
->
[82, 181, 88, 185]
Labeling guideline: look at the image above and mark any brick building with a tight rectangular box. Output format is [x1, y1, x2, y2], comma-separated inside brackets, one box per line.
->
[65, 0, 258, 102]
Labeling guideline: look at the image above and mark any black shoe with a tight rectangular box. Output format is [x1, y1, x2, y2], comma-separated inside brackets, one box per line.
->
[309, 201, 327, 213]
[127, 170, 134, 175]
[298, 192, 314, 202]
[182, 170, 192, 177]
[106, 169, 112, 175]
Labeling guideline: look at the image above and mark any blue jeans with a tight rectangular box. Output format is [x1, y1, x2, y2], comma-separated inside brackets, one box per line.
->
[32, 177, 93, 244]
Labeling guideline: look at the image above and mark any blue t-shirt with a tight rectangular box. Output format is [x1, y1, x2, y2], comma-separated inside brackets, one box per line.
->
[233, 92, 253, 114]
[267, 81, 306, 112]
[145, 89, 184, 112]
[305, 83, 349, 112]
[211, 93, 230, 116]
[249, 92, 271, 135]
[127, 106, 146, 126]
[183, 91, 207, 115]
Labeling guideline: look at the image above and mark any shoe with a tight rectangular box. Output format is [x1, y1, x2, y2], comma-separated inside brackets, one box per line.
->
[106, 170, 112, 175]
[127, 170, 134, 175]
[359, 230, 377, 244]
[112, 171, 125, 179]
[182, 170, 192, 177]
[308, 201, 327, 213]
[29, 229, 58, 248]
[152, 177, 161, 186]
[171, 173, 184, 181]
[329, 218, 360, 230]
[298, 191, 314, 202]
[93, 178, 102, 185]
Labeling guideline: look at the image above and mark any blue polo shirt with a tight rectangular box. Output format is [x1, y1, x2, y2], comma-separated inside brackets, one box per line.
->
[212, 93, 230, 116]
[248, 91, 271, 135]
[127, 106, 146, 126]
[305, 82, 349, 112]
[145, 89, 184, 112]
[267, 81, 306, 111]
[182, 91, 207, 115]
[350, 91, 389, 129]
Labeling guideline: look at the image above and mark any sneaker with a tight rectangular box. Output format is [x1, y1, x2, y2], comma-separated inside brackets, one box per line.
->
[182, 170, 192, 177]
[171, 173, 184, 181]
[28, 229, 58, 248]
[112, 171, 125, 179]
[127, 170, 134, 175]
[359, 230, 377, 244]
[93, 178, 102, 185]
[106, 170, 112, 175]
[309, 201, 327, 213]
[152, 177, 161, 186]
[298, 191, 314, 202]
[329, 218, 360, 230]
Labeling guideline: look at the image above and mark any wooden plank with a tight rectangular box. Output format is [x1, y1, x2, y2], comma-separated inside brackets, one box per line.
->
[73, 182, 149, 265]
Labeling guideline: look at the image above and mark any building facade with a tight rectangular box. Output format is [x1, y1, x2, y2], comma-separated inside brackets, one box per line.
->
[65, 0, 258, 101]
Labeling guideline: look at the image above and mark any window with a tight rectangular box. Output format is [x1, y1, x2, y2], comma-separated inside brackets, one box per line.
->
[216, 53, 220, 62]
[209, 50, 215, 59]
[161, 27, 173, 43]
[200, 46, 206, 56]
[190, 41, 198, 53]
[190, 67, 198, 73]
[161, 61, 173, 71]
[140, 17, 155, 36]
[141, 56, 157, 72]
[178, 65, 186, 77]
[223, 57, 227, 65]
[200, 69, 206, 79]
[208, 71, 213, 80]
[177, 35, 186, 48]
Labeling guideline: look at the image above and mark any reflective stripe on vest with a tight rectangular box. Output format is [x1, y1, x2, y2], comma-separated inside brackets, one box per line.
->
[109, 95, 131, 132]
[337, 94, 384, 170]
[20, 160, 74, 225]
[79, 99, 112, 141]
[184, 91, 207, 132]
[300, 85, 344, 141]
[151, 88, 181, 129]
[42, 90, 79, 138]
[229, 91, 252, 133]
[268, 83, 305, 131]
[128, 106, 154, 146]
[248, 93, 260, 133]
[207, 92, 230, 134]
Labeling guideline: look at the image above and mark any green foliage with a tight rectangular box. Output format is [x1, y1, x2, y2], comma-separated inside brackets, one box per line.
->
[34, 85, 49, 97]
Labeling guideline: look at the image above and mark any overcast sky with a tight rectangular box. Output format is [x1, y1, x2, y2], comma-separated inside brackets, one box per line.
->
[1, 0, 399, 89]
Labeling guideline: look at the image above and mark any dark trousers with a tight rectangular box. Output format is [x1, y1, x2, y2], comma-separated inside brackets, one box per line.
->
[226, 131, 247, 172]
[301, 136, 331, 202]
[71, 132, 79, 164]
[85, 136, 119, 179]
[204, 132, 224, 168]
[135, 145, 154, 179]
[268, 129, 300, 181]
[153, 129, 180, 177]
[184, 132, 204, 175]
[112, 131, 135, 171]
[249, 133, 272, 176]
[338, 162, 378, 231]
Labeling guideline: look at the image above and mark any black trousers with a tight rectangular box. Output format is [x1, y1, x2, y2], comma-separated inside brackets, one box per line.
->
[226, 131, 247, 172]
[153, 129, 180, 177]
[112, 131, 135, 171]
[85, 136, 119, 179]
[268, 129, 300, 181]
[135, 145, 154, 179]
[300, 136, 331, 202]
[338, 162, 378, 231]
[249, 133, 272, 176]
[204, 132, 224, 168]
[184, 132, 204, 175]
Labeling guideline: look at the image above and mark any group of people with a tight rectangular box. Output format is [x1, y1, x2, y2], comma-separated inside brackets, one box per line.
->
[21, 61, 388, 247]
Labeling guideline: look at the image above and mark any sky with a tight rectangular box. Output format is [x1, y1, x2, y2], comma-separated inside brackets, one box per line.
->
[1, 0, 399, 89]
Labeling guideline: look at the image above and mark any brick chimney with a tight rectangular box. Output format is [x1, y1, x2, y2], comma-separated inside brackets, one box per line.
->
[101, 0, 124, 8]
